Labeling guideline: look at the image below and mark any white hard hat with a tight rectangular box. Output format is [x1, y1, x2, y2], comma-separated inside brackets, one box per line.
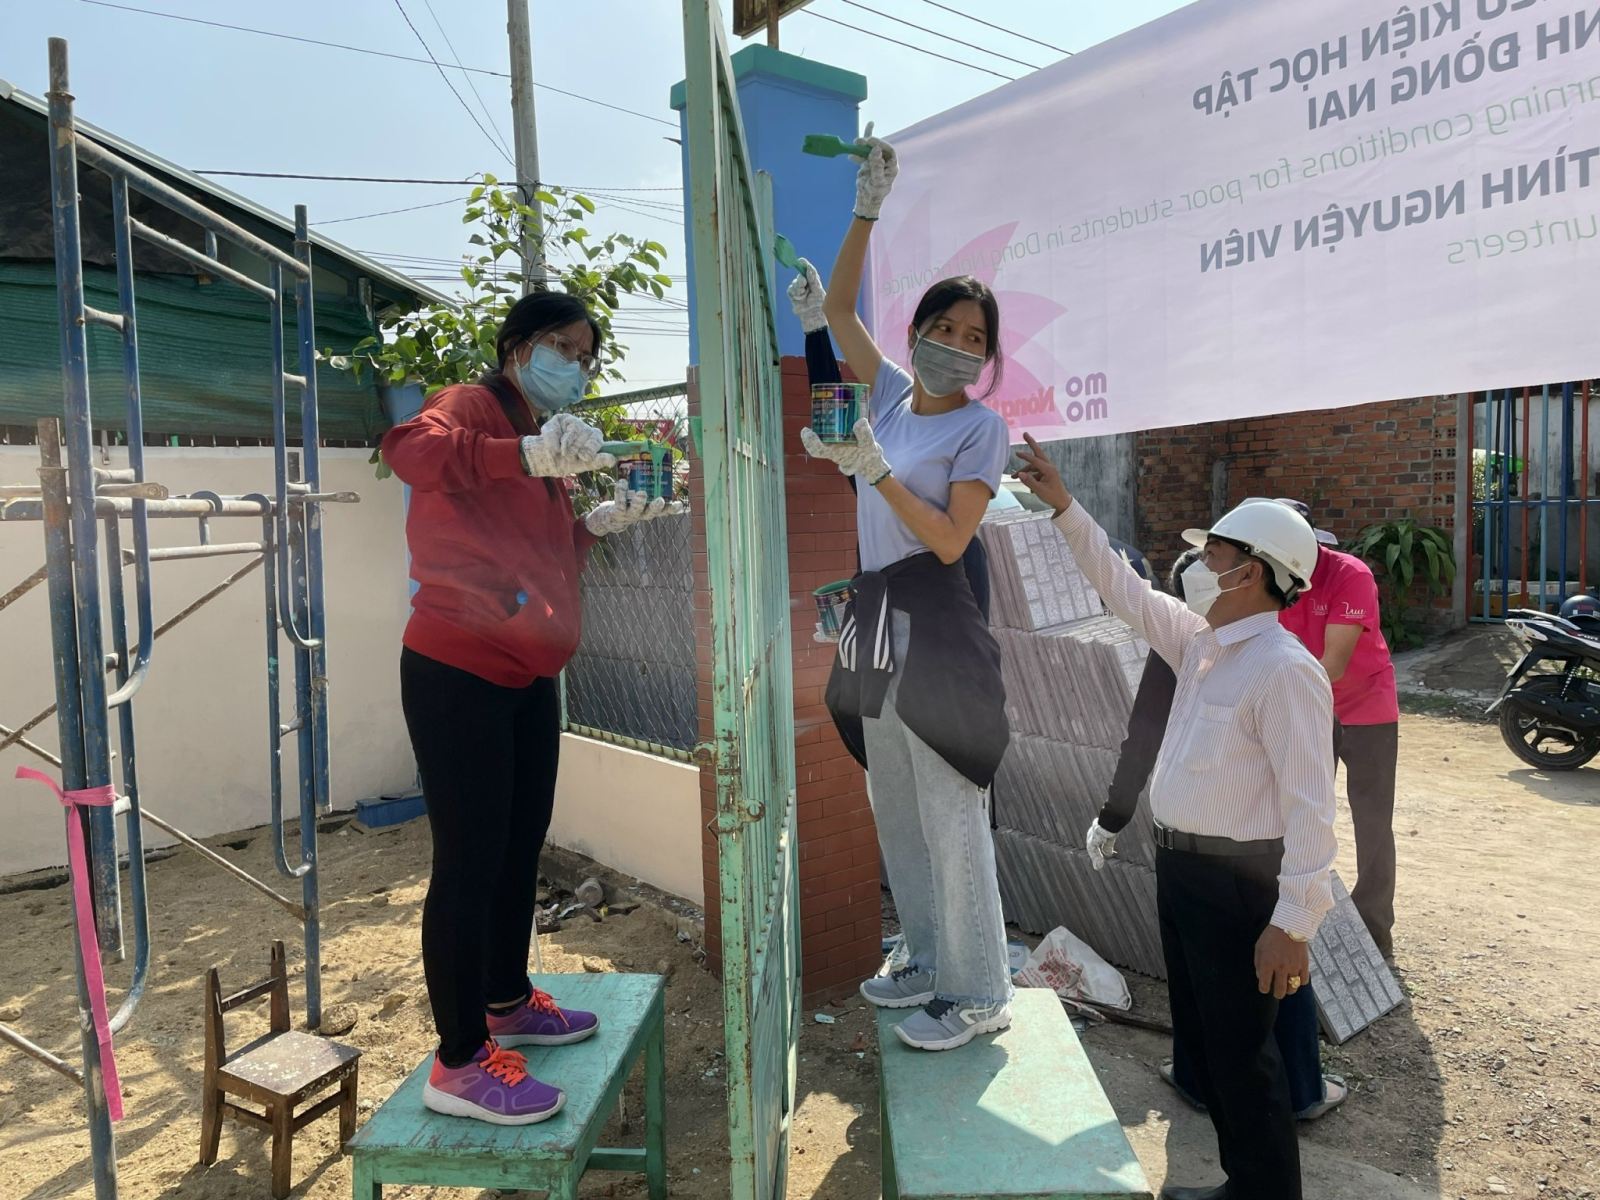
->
[1182, 499, 1319, 597]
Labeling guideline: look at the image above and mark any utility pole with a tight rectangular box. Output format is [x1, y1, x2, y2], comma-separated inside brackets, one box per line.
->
[506, 0, 545, 293]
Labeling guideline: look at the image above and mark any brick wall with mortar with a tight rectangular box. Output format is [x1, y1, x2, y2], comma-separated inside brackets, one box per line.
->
[690, 358, 883, 1005]
[1134, 395, 1460, 625]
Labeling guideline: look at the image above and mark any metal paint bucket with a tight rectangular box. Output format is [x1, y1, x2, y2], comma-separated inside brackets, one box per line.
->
[810, 382, 869, 444]
[812, 579, 855, 638]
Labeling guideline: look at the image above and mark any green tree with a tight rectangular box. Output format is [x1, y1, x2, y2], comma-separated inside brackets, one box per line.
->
[327, 176, 674, 477]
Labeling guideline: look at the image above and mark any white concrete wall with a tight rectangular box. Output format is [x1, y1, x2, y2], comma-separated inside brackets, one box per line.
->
[0, 445, 417, 875]
[548, 734, 704, 908]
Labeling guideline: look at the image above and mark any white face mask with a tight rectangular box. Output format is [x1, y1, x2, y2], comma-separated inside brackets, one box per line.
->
[1181, 559, 1251, 618]
[911, 336, 985, 398]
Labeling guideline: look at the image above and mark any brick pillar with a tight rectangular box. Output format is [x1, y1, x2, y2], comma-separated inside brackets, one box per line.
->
[691, 358, 883, 1004]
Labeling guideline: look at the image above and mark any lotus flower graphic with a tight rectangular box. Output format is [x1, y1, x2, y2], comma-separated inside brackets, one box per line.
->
[871, 193, 1076, 437]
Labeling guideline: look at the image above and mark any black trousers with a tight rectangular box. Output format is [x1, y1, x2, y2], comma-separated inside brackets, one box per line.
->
[1334, 721, 1400, 957]
[1158, 845, 1300, 1200]
[400, 647, 560, 1067]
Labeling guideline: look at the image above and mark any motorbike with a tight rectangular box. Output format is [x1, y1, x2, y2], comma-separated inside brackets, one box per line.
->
[1488, 600, 1600, 770]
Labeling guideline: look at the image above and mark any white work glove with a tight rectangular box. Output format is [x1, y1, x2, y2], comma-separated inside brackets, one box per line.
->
[521, 413, 615, 478]
[853, 122, 899, 221]
[800, 418, 891, 486]
[1085, 820, 1118, 871]
[583, 476, 685, 537]
[788, 259, 827, 334]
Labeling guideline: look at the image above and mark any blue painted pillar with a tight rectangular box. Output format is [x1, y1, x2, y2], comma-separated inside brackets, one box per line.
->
[380, 383, 426, 598]
[670, 45, 868, 363]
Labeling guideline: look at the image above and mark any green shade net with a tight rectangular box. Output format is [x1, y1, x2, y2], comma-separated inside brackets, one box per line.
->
[0, 262, 386, 442]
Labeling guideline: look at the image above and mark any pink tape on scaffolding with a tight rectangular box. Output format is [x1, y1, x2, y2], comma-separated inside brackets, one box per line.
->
[15, 765, 124, 1120]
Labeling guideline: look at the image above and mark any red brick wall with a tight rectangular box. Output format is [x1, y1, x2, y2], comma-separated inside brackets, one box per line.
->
[1135, 396, 1459, 623]
[690, 359, 882, 1005]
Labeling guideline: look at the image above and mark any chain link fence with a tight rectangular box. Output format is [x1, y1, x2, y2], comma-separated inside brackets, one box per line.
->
[563, 384, 696, 759]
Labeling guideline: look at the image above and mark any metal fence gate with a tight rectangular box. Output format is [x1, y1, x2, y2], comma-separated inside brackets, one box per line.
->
[1467, 382, 1600, 619]
[681, 2, 801, 1198]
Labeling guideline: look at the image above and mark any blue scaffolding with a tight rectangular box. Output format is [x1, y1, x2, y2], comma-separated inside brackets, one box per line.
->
[0, 39, 356, 1198]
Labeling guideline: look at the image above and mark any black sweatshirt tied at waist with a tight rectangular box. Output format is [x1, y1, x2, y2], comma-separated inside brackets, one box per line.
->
[825, 551, 1010, 789]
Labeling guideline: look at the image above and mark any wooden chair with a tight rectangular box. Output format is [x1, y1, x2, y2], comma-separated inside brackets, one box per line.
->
[200, 940, 362, 1199]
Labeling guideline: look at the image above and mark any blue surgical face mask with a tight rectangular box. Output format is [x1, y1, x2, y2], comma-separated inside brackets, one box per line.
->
[513, 343, 587, 414]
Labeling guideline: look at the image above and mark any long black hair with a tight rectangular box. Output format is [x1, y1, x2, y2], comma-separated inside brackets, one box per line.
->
[489, 290, 602, 377]
[908, 276, 1004, 398]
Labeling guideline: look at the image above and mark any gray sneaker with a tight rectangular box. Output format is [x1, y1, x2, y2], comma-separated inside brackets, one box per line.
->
[893, 997, 1012, 1051]
[859, 964, 936, 1009]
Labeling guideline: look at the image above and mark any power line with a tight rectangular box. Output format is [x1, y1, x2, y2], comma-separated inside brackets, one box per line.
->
[797, 9, 1014, 80]
[422, 0, 516, 164]
[392, 0, 513, 168]
[914, 0, 1074, 57]
[194, 170, 681, 192]
[78, 1, 679, 129]
[832, 0, 1041, 71]
[311, 196, 471, 225]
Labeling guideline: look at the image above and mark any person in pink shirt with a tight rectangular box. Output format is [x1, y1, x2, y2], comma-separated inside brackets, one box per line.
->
[1272, 498, 1400, 960]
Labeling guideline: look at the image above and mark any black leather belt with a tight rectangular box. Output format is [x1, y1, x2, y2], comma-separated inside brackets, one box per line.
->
[1153, 823, 1284, 857]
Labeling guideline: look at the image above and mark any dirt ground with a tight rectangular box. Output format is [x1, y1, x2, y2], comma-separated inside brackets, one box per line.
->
[2, 708, 1597, 1200]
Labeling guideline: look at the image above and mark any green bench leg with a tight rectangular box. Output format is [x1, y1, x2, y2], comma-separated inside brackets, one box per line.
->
[879, 1066, 899, 1200]
[351, 1157, 381, 1200]
[644, 998, 668, 1200]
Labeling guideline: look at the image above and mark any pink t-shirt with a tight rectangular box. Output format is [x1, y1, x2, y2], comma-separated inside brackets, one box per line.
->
[1278, 548, 1399, 726]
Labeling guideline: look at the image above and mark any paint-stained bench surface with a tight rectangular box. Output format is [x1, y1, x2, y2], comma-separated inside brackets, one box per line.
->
[877, 989, 1152, 1199]
[347, 972, 666, 1200]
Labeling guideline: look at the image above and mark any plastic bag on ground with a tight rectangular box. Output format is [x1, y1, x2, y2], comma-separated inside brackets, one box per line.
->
[1013, 925, 1131, 1011]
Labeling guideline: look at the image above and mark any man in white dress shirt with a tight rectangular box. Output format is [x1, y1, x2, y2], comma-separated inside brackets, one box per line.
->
[1017, 436, 1336, 1200]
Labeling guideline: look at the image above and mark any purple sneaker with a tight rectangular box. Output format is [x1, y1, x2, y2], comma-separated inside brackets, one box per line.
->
[487, 987, 601, 1048]
[422, 1039, 565, 1125]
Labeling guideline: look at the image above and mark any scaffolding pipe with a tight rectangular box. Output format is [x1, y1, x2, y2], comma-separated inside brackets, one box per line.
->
[101, 519, 151, 1032]
[74, 136, 309, 277]
[0, 564, 48, 614]
[0, 1022, 85, 1085]
[127, 542, 265, 563]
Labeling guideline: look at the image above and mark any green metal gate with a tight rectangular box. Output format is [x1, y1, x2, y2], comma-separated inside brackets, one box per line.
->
[681, 2, 800, 1197]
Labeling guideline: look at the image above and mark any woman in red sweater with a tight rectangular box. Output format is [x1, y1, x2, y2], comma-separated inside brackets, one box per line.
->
[381, 291, 677, 1125]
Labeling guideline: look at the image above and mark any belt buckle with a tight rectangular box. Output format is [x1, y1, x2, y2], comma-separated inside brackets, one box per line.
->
[1153, 823, 1174, 851]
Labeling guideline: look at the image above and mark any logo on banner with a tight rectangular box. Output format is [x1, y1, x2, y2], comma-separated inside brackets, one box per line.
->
[999, 371, 1110, 430]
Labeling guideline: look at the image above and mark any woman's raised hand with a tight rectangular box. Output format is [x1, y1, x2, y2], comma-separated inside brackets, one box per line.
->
[853, 122, 899, 221]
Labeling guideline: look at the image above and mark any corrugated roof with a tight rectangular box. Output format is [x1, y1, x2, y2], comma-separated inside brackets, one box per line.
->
[0, 77, 449, 309]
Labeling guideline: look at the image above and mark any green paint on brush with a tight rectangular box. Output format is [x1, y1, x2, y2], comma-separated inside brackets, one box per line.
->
[772, 233, 802, 271]
[801, 132, 870, 158]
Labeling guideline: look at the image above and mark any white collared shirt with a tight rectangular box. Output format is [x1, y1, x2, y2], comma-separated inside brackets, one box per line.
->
[1053, 503, 1338, 938]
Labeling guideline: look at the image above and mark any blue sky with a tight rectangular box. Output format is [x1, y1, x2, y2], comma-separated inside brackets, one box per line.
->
[5, 1, 1190, 390]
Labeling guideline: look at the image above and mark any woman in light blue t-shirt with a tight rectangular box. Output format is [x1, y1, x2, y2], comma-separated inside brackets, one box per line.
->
[797, 127, 1014, 1053]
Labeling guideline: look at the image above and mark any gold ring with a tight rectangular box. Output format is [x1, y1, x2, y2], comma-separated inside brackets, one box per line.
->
[1288, 976, 1302, 989]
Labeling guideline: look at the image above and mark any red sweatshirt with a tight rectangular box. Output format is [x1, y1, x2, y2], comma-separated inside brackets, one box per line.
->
[381, 378, 598, 687]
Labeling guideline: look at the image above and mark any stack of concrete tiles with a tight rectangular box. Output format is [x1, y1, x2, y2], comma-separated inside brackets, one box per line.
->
[978, 511, 1164, 977]
[977, 511, 1104, 631]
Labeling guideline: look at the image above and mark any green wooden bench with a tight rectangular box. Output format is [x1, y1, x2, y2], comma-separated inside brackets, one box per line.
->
[347, 972, 666, 1200]
[876, 989, 1153, 1199]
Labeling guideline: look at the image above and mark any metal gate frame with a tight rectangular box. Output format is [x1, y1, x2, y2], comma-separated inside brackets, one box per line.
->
[681, 2, 801, 1198]
[1467, 382, 1599, 619]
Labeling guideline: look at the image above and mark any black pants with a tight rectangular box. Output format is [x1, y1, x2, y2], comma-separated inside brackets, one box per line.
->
[1158, 846, 1300, 1200]
[1172, 974, 1324, 1114]
[400, 647, 560, 1067]
[1334, 721, 1400, 957]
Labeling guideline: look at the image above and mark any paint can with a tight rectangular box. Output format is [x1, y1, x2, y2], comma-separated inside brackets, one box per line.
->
[812, 579, 855, 638]
[810, 382, 869, 444]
